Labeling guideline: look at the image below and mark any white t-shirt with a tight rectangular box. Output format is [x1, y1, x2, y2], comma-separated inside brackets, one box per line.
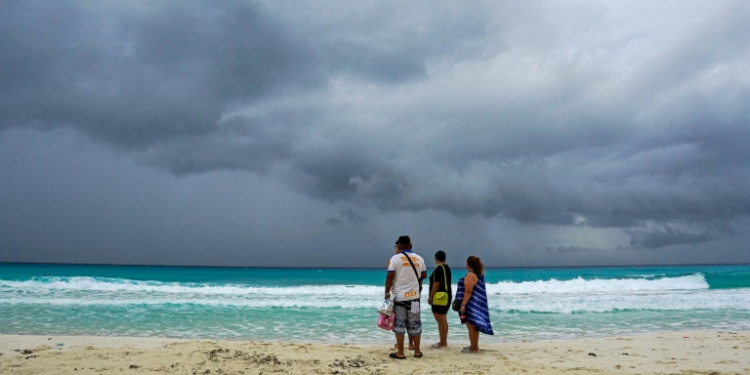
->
[388, 251, 427, 301]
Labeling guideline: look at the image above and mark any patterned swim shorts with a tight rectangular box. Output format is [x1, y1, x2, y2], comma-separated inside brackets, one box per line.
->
[393, 299, 422, 337]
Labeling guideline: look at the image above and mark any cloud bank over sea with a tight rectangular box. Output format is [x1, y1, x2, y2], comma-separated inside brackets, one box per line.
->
[2, 1, 750, 267]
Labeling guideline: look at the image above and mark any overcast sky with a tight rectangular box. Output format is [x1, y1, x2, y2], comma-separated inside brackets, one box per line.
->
[2, 0, 750, 268]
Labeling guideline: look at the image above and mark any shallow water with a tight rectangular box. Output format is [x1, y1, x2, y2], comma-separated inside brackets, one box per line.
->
[1, 263, 749, 343]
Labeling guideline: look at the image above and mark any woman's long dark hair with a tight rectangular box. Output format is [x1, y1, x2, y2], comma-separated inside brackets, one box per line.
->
[466, 256, 484, 276]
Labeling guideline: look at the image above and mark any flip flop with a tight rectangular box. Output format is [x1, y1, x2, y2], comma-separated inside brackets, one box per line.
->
[389, 352, 406, 359]
[414, 352, 423, 358]
[461, 347, 479, 353]
[431, 343, 446, 349]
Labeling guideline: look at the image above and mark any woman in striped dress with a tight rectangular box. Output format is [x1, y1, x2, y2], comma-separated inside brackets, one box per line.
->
[455, 256, 494, 353]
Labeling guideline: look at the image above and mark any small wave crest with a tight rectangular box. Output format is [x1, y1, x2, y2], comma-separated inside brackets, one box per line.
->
[0, 298, 377, 309]
[0, 276, 381, 296]
[489, 274, 709, 295]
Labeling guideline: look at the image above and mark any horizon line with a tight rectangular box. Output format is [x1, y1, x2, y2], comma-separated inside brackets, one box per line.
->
[2, 260, 748, 270]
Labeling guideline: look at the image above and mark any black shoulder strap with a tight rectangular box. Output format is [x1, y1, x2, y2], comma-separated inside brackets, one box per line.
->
[402, 253, 420, 282]
[436, 264, 451, 294]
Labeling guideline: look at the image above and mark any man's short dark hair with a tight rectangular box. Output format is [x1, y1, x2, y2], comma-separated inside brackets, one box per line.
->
[435, 250, 446, 262]
[396, 235, 411, 245]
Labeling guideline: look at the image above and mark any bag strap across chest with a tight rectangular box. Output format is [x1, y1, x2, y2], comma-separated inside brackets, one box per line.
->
[402, 253, 420, 282]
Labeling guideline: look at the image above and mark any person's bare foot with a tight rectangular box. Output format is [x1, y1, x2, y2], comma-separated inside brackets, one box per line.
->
[431, 343, 447, 349]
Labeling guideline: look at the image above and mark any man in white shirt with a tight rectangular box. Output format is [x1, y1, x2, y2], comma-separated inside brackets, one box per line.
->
[385, 235, 427, 359]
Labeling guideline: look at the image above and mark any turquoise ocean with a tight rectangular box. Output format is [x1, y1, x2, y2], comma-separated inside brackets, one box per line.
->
[1, 263, 749, 343]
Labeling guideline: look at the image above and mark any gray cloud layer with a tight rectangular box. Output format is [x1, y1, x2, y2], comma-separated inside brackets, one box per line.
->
[2, 0, 750, 266]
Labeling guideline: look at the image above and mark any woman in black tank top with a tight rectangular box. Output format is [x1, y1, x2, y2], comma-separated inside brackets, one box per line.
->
[428, 250, 452, 348]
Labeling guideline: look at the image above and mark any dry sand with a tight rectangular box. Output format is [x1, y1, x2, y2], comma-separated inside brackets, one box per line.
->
[1, 331, 748, 374]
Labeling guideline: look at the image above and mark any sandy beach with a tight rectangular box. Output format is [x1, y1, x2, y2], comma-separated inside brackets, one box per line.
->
[1, 331, 748, 375]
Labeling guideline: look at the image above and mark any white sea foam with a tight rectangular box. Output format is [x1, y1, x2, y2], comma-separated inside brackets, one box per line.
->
[488, 289, 750, 313]
[0, 273, 710, 296]
[0, 273, 741, 313]
[0, 297, 379, 309]
[0, 277, 382, 296]
[2, 288, 749, 312]
[488, 274, 709, 295]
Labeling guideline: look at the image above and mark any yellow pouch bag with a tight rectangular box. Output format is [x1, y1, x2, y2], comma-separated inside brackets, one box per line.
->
[432, 265, 450, 306]
[433, 291, 449, 306]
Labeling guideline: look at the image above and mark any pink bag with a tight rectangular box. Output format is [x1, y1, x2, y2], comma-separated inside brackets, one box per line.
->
[377, 311, 395, 331]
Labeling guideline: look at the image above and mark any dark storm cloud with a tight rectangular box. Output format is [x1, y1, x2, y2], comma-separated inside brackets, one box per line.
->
[0, 0, 324, 146]
[2, 0, 750, 259]
[141, 115, 295, 175]
[625, 221, 736, 250]
[275, 1, 750, 250]
[0, 0, 452, 155]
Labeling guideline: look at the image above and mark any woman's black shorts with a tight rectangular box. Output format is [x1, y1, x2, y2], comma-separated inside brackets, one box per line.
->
[431, 299, 452, 315]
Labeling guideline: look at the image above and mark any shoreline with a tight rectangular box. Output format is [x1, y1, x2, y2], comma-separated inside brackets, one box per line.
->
[2, 331, 748, 374]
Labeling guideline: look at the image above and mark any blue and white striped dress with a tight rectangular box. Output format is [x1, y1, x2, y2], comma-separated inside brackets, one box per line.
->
[455, 273, 494, 335]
